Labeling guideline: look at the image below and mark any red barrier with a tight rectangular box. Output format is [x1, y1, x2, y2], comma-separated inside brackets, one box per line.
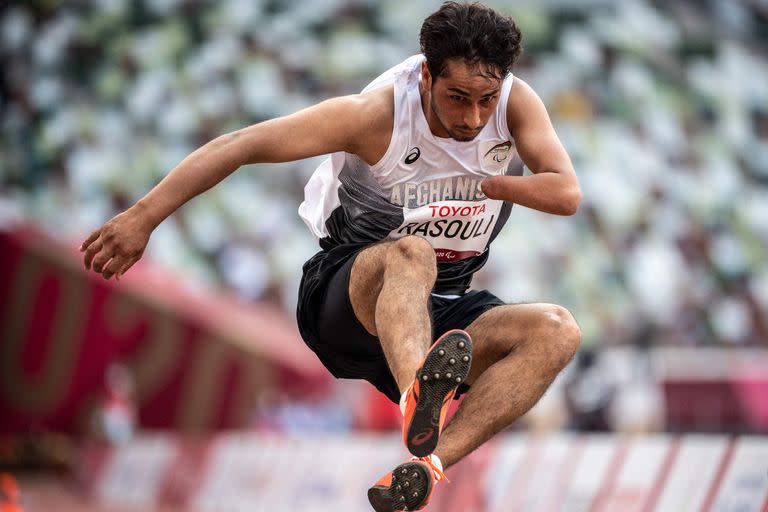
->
[0, 225, 328, 435]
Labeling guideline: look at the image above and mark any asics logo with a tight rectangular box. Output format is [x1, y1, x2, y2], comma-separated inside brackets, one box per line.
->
[411, 428, 435, 446]
[405, 147, 421, 164]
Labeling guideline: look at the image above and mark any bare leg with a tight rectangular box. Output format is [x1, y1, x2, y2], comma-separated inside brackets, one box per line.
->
[348, 236, 437, 393]
[433, 303, 581, 469]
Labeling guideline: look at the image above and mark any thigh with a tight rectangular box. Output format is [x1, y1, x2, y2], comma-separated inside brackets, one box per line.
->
[348, 236, 437, 336]
[347, 241, 392, 336]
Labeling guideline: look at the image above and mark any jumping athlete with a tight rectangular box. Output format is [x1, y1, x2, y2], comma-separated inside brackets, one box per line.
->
[80, 3, 581, 510]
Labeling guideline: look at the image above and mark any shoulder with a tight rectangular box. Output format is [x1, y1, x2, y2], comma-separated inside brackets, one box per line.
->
[346, 84, 395, 163]
[356, 84, 395, 131]
[505, 78, 549, 132]
[316, 84, 393, 126]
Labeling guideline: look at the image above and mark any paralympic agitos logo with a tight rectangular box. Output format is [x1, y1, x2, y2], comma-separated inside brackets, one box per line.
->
[484, 141, 512, 163]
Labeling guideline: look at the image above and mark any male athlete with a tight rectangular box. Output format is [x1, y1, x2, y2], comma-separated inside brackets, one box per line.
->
[81, 3, 581, 510]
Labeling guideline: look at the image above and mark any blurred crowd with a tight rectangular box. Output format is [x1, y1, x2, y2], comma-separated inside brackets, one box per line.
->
[2, 0, 767, 349]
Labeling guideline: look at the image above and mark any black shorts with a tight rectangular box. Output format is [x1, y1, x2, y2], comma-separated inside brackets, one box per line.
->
[296, 244, 505, 404]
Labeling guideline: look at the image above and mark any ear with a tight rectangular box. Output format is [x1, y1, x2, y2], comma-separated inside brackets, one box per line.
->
[420, 61, 433, 90]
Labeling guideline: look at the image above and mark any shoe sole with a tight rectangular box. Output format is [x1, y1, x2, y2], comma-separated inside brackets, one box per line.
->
[405, 330, 472, 457]
[368, 462, 431, 512]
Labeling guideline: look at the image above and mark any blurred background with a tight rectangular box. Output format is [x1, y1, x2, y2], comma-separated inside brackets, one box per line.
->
[1, 0, 767, 510]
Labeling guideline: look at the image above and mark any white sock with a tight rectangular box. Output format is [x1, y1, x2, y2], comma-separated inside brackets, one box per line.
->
[429, 453, 444, 474]
[399, 384, 412, 416]
[411, 453, 444, 481]
[411, 454, 443, 471]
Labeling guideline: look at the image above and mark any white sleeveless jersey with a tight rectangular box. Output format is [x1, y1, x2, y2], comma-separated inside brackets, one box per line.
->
[298, 54, 524, 293]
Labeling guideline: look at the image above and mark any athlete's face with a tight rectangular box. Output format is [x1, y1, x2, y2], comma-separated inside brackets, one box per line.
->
[421, 59, 503, 142]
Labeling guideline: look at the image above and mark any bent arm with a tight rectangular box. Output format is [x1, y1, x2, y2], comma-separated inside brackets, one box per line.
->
[481, 79, 581, 215]
[81, 91, 389, 279]
[137, 94, 374, 228]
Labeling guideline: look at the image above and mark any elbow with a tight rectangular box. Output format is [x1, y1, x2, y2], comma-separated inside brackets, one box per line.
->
[559, 185, 581, 216]
[218, 130, 249, 151]
[210, 129, 251, 166]
[212, 130, 239, 147]
[207, 131, 239, 157]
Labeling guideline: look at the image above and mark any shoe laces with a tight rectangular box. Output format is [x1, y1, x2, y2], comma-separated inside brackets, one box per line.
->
[412, 455, 448, 483]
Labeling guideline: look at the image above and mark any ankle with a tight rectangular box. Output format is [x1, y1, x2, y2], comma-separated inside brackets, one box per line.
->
[426, 453, 443, 474]
[412, 453, 447, 482]
[395, 364, 421, 396]
[399, 383, 414, 415]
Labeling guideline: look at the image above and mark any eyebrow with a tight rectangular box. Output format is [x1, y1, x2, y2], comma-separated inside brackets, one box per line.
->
[447, 87, 500, 98]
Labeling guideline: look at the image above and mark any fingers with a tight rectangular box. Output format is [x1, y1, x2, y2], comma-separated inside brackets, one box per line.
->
[111, 257, 139, 281]
[82, 234, 121, 277]
[91, 249, 114, 274]
[80, 229, 100, 252]
[101, 254, 142, 281]
[101, 257, 120, 280]
[80, 217, 148, 280]
[83, 239, 104, 270]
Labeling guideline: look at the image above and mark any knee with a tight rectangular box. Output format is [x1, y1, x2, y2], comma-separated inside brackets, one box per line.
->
[537, 305, 581, 369]
[388, 236, 436, 276]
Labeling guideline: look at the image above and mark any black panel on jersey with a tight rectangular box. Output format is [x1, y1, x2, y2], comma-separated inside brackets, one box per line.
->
[319, 157, 404, 249]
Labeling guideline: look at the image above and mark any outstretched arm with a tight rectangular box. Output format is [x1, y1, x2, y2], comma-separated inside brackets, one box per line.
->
[80, 91, 389, 280]
[480, 78, 581, 215]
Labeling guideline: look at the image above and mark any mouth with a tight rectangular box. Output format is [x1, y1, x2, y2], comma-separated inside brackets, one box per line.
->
[452, 128, 480, 140]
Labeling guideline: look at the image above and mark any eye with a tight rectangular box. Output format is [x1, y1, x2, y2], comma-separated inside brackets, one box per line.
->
[480, 96, 496, 105]
[450, 95, 465, 102]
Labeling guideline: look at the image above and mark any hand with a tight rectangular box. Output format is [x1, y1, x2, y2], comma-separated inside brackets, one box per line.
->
[80, 206, 154, 280]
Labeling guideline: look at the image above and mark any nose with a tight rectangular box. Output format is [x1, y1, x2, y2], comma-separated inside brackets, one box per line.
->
[464, 104, 481, 130]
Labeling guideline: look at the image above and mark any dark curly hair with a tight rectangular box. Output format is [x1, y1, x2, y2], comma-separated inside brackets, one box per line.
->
[419, 2, 523, 80]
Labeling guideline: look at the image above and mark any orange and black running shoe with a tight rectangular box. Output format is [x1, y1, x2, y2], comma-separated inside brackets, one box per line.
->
[402, 329, 472, 457]
[367, 456, 446, 512]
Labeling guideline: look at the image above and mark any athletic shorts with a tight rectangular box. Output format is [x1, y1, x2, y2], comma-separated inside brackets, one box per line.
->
[296, 244, 505, 404]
